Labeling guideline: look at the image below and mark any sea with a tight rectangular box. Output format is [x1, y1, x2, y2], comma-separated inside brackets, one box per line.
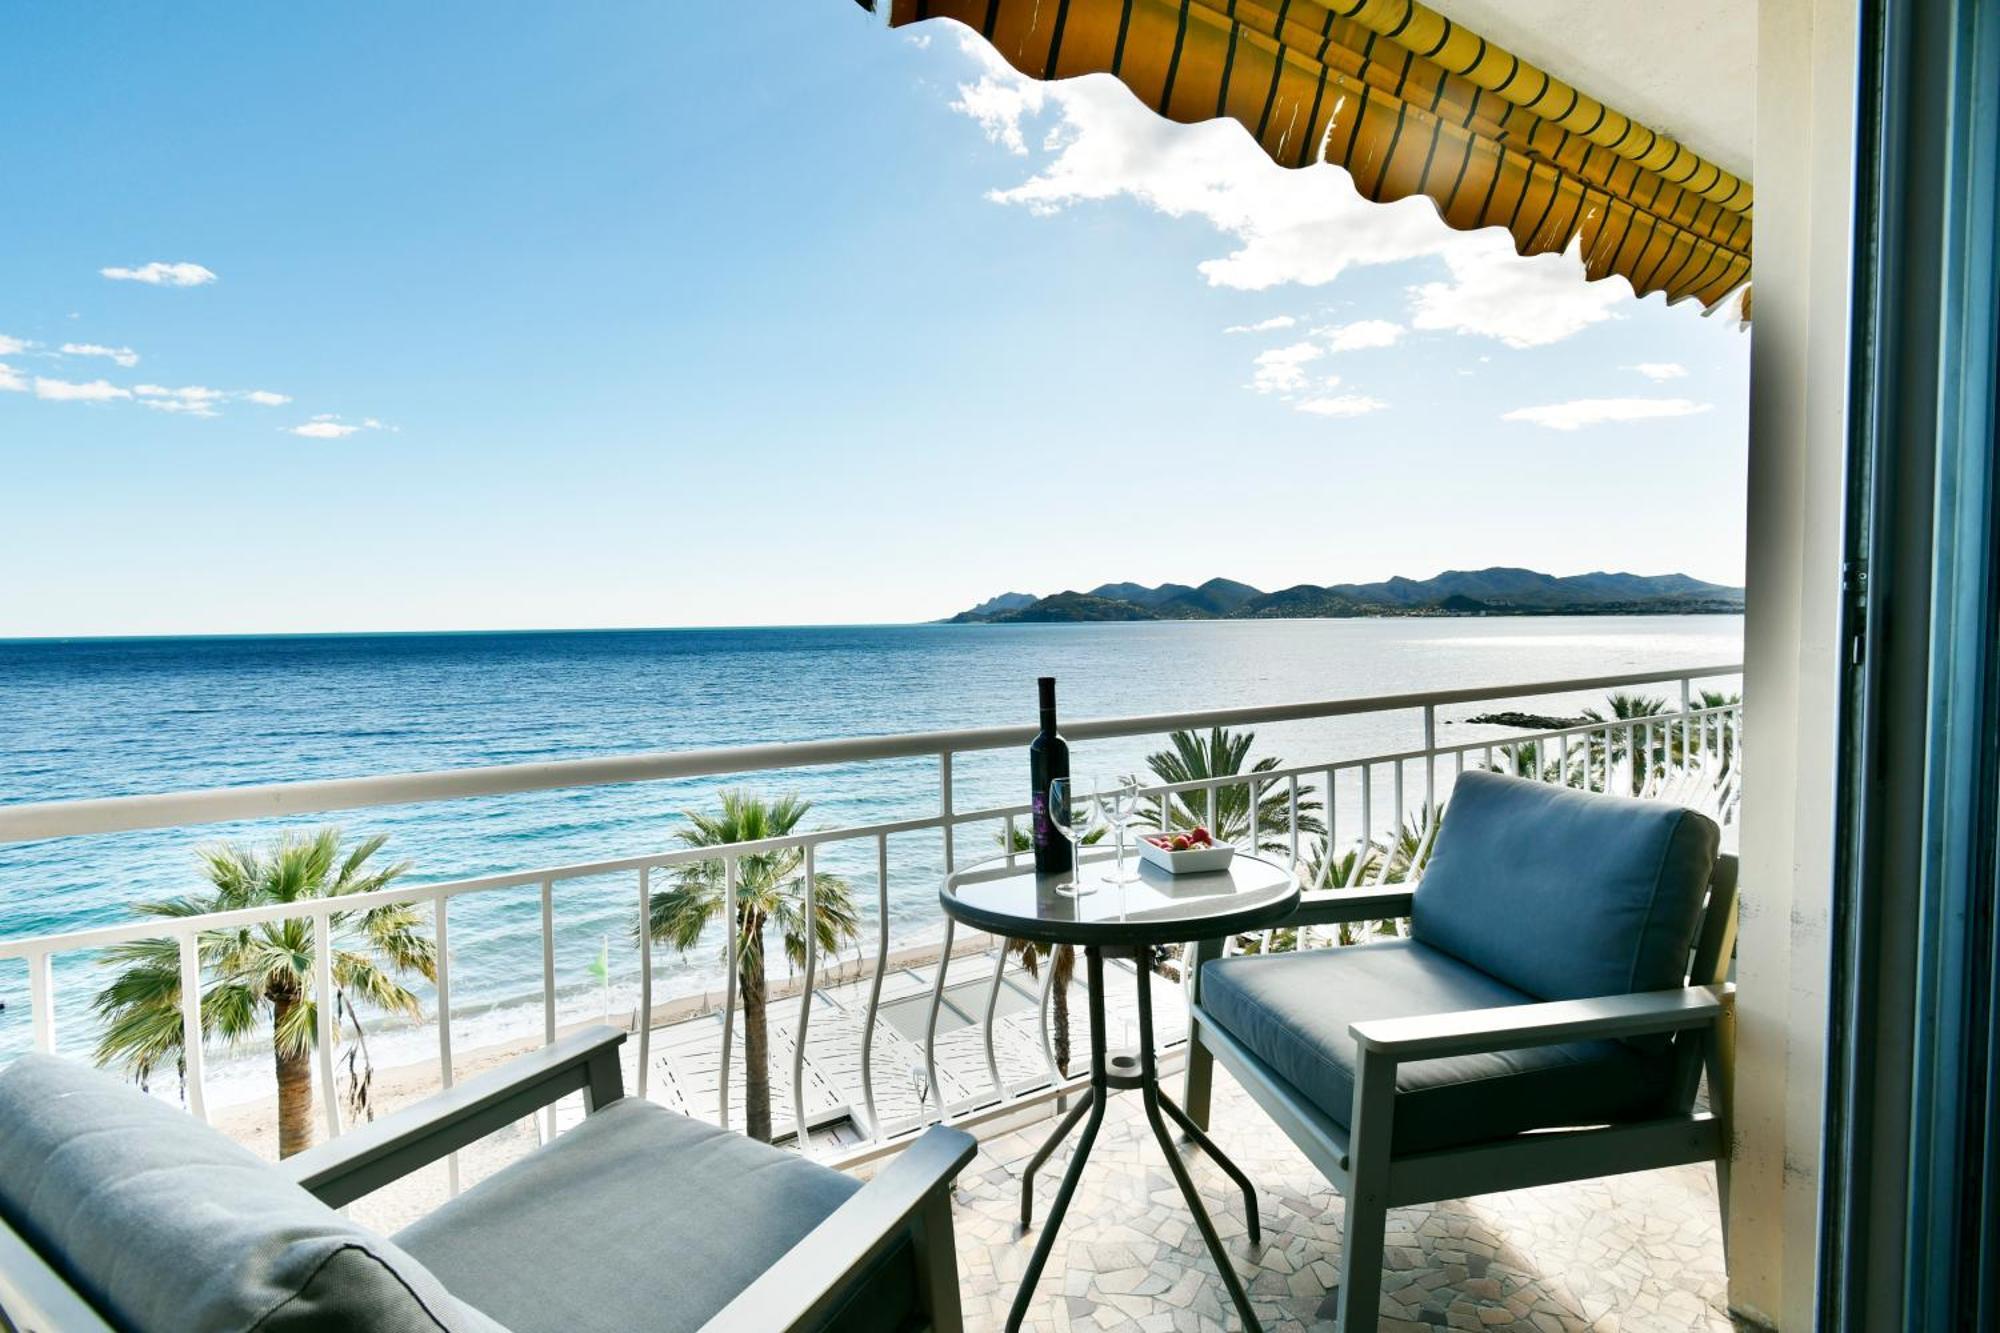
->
[0, 617, 1741, 1101]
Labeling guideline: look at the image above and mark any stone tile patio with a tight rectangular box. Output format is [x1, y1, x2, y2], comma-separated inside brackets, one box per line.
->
[937, 1067, 1736, 1333]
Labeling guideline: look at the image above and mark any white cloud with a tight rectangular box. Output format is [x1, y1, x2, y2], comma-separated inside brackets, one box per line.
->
[949, 46, 1047, 155]
[1296, 393, 1389, 418]
[100, 261, 217, 287]
[1250, 341, 1323, 394]
[134, 384, 227, 417]
[949, 36, 1471, 292]
[34, 376, 131, 402]
[287, 415, 389, 440]
[62, 342, 140, 368]
[1223, 315, 1296, 334]
[0, 334, 29, 356]
[905, 32, 931, 49]
[0, 363, 26, 393]
[1627, 361, 1689, 381]
[944, 36, 1644, 351]
[1316, 319, 1404, 352]
[1409, 235, 1629, 348]
[1501, 397, 1713, 431]
[243, 389, 292, 406]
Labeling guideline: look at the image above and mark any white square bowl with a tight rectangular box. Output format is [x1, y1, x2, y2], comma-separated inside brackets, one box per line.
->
[1135, 836, 1236, 875]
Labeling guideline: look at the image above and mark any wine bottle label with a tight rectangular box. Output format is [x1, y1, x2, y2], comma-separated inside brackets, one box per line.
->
[1032, 791, 1050, 847]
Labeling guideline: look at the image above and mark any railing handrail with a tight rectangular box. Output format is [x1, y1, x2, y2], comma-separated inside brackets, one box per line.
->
[0, 662, 1742, 844]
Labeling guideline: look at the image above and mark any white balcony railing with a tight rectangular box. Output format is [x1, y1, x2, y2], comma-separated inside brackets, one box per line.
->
[0, 664, 1742, 1178]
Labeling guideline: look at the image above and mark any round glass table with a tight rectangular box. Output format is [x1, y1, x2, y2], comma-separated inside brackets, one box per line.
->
[940, 850, 1299, 1332]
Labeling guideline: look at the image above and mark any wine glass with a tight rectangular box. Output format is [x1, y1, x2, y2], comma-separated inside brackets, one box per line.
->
[1047, 776, 1104, 896]
[1104, 776, 1143, 883]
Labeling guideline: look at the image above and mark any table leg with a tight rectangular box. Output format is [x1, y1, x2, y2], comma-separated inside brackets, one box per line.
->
[1020, 1089, 1094, 1230]
[1006, 948, 1111, 1333]
[1134, 954, 1264, 1331]
[1157, 1089, 1262, 1246]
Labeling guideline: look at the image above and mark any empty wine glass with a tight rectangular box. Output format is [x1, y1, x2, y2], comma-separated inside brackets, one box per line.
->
[1105, 776, 1143, 882]
[1048, 776, 1104, 896]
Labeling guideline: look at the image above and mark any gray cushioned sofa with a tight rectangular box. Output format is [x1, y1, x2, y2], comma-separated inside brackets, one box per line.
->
[0, 1027, 973, 1333]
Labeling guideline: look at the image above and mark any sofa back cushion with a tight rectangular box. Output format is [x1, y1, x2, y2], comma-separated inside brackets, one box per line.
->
[1411, 772, 1719, 1001]
[0, 1054, 506, 1333]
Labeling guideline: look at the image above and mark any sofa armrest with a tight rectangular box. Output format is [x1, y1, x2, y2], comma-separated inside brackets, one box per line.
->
[281, 1026, 626, 1208]
[1350, 984, 1729, 1061]
[1284, 888, 1415, 928]
[699, 1126, 978, 1333]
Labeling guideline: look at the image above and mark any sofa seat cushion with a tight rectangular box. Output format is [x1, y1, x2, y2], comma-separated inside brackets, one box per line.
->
[1411, 771, 1719, 1002]
[1197, 939, 1669, 1154]
[395, 1097, 908, 1333]
[0, 1054, 504, 1333]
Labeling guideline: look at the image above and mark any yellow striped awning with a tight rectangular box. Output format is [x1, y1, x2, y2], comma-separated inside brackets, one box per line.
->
[869, 0, 1751, 311]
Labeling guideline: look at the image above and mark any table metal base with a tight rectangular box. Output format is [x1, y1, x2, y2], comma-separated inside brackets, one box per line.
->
[1008, 946, 1264, 1332]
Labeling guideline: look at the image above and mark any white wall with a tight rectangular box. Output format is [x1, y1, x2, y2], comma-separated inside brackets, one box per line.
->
[1731, 0, 1857, 1326]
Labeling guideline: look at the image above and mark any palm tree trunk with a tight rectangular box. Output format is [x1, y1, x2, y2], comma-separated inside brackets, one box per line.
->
[1051, 944, 1075, 1076]
[741, 921, 772, 1143]
[270, 990, 315, 1158]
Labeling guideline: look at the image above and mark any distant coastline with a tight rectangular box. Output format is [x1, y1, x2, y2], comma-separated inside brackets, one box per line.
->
[944, 566, 1744, 624]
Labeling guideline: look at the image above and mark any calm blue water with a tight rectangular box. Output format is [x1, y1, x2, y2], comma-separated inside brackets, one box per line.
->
[0, 618, 1740, 1094]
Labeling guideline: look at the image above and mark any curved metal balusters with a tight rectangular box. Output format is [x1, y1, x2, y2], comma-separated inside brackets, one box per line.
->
[792, 844, 818, 1158]
[719, 856, 738, 1131]
[313, 909, 341, 1140]
[434, 895, 458, 1195]
[922, 919, 953, 1121]
[980, 942, 1008, 1098]
[859, 834, 889, 1139]
[636, 867, 652, 1099]
[178, 932, 207, 1124]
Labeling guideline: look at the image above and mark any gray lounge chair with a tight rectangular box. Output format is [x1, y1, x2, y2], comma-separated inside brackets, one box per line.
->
[1181, 771, 1735, 1332]
[0, 1026, 974, 1333]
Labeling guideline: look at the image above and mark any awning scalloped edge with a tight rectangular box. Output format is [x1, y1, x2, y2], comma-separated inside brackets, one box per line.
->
[868, 0, 1752, 313]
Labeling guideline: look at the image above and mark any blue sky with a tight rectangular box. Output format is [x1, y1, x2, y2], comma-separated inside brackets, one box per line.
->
[0, 3, 1748, 636]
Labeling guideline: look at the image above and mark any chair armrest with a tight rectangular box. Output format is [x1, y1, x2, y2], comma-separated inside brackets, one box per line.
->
[282, 1026, 626, 1207]
[1285, 888, 1415, 928]
[699, 1126, 978, 1333]
[1350, 984, 1730, 1061]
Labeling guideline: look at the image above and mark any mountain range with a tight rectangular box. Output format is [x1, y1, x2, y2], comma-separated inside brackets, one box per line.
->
[944, 567, 1744, 623]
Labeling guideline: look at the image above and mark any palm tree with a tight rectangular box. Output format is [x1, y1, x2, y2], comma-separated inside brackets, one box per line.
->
[92, 828, 432, 1159]
[1581, 691, 1671, 794]
[1006, 938, 1077, 1076]
[1294, 805, 1439, 946]
[1695, 689, 1743, 775]
[645, 791, 859, 1144]
[1145, 727, 1325, 852]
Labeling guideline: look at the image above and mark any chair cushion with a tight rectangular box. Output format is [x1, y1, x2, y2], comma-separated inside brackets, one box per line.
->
[395, 1097, 911, 1333]
[1411, 772, 1719, 1001]
[0, 1054, 505, 1333]
[1197, 938, 1669, 1153]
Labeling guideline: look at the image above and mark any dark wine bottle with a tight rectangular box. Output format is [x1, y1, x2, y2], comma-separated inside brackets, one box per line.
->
[1029, 676, 1072, 875]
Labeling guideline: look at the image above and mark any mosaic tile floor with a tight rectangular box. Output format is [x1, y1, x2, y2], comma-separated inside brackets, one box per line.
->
[936, 1068, 1739, 1333]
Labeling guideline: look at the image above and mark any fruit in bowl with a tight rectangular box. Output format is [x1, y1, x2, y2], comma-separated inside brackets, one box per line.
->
[1137, 827, 1233, 874]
